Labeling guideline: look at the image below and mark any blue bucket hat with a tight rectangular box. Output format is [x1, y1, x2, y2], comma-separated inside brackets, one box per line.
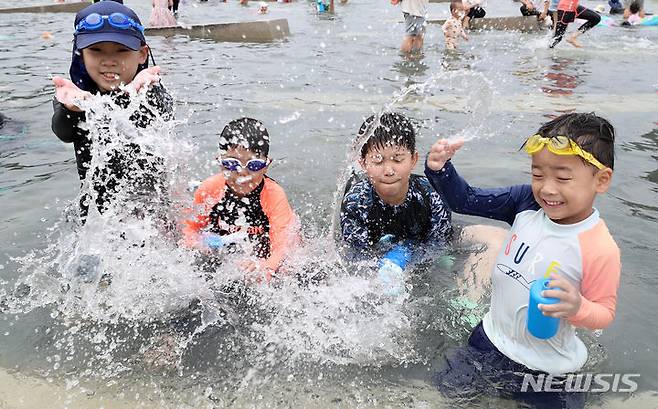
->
[74, 1, 146, 51]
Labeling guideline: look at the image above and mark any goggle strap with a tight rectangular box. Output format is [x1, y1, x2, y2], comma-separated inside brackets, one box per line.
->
[523, 134, 606, 169]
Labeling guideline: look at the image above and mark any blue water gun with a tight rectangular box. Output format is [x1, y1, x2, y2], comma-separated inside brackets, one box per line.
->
[377, 244, 412, 297]
[202, 232, 248, 249]
[527, 278, 560, 339]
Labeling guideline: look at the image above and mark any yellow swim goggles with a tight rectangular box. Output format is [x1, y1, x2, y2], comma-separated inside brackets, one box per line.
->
[523, 134, 606, 170]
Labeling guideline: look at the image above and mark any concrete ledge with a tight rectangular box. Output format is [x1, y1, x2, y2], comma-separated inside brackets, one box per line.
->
[145, 18, 290, 43]
[0, 1, 92, 14]
[427, 15, 544, 32]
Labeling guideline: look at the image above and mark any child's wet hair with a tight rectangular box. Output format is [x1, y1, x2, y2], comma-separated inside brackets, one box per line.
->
[219, 117, 270, 157]
[536, 112, 615, 169]
[358, 112, 416, 159]
[629, 1, 640, 14]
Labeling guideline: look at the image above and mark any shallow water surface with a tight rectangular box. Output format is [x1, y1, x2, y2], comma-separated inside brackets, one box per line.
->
[1, 0, 657, 407]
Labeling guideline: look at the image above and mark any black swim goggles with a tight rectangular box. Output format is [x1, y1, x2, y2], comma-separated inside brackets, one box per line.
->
[75, 13, 145, 35]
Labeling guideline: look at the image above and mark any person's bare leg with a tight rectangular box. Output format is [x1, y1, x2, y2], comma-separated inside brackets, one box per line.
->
[401, 36, 414, 53]
[567, 31, 583, 47]
[456, 224, 508, 302]
[413, 34, 424, 51]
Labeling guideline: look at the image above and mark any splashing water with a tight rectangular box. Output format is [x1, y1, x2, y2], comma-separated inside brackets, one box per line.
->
[330, 68, 496, 243]
[3, 73, 495, 405]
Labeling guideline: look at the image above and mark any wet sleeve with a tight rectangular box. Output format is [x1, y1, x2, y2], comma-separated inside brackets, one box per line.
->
[339, 184, 372, 250]
[181, 182, 215, 248]
[51, 98, 87, 143]
[568, 226, 621, 329]
[130, 83, 174, 128]
[261, 185, 300, 273]
[146, 83, 174, 121]
[427, 190, 454, 244]
[424, 161, 539, 225]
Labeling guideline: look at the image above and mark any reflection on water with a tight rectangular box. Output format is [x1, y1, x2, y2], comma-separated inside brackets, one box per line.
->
[541, 56, 585, 97]
[393, 52, 431, 81]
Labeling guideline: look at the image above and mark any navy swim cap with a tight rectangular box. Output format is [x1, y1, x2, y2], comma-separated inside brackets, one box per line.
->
[74, 1, 146, 51]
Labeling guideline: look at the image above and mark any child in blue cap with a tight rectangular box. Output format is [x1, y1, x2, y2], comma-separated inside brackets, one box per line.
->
[51, 1, 173, 215]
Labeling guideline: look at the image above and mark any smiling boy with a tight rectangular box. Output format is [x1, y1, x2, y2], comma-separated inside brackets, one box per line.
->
[425, 113, 621, 408]
[51, 1, 172, 214]
[183, 118, 299, 283]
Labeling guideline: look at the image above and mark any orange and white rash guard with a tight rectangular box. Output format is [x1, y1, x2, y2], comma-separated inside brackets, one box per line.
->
[183, 173, 300, 274]
[426, 161, 621, 374]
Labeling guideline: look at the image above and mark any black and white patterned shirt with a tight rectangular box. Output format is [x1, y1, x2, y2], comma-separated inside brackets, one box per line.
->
[340, 174, 453, 250]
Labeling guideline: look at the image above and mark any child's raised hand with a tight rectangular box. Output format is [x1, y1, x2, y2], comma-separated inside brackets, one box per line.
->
[127, 66, 161, 93]
[427, 138, 464, 171]
[538, 274, 582, 318]
[52, 76, 91, 112]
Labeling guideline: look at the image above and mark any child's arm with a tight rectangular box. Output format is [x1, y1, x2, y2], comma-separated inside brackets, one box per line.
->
[541, 235, 621, 330]
[51, 76, 90, 143]
[52, 76, 90, 113]
[340, 182, 374, 250]
[181, 177, 225, 248]
[52, 98, 86, 143]
[426, 187, 454, 243]
[132, 67, 174, 125]
[146, 82, 174, 120]
[127, 66, 161, 93]
[425, 139, 538, 225]
[181, 190, 211, 248]
[261, 185, 300, 279]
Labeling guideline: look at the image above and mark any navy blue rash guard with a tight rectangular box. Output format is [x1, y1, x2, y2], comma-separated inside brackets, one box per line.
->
[340, 173, 453, 251]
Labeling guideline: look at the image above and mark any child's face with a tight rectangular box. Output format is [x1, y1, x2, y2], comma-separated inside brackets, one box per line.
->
[451, 3, 466, 18]
[82, 42, 148, 92]
[221, 146, 269, 197]
[360, 144, 419, 206]
[530, 147, 612, 225]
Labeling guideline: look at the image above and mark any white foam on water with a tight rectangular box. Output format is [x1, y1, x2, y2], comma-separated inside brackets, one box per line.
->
[3, 73, 493, 405]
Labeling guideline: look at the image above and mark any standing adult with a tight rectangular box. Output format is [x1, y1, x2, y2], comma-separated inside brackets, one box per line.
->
[392, 0, 429, 53]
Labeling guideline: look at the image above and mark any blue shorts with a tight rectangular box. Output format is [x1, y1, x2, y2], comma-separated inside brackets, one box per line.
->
[433, 322, 587, 409]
